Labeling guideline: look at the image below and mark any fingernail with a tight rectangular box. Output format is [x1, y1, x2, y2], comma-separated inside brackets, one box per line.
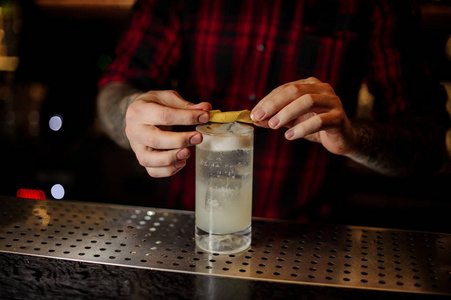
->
[190, 133, 202, 145]
[251, 108, 265, 121]
[177, 148, 190, 160]
[285, 129, 295, 140]
[199, 113, 209, 123]
[268, 117, 280, 128]
[174, 160, 186, 169]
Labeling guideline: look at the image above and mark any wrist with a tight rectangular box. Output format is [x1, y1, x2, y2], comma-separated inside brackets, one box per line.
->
[97, 82, 143, 149]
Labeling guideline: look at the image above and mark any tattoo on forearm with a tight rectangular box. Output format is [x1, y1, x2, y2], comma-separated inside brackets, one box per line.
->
[351, 123, 400, 176]
[97, 82, 142, 149]
[350, 118, 446, 177]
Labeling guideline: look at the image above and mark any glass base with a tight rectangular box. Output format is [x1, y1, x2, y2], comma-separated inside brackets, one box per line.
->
[195, 225, 251, 254]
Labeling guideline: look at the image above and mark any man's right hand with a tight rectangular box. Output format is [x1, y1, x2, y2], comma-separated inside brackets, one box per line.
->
[125, 90, 211, 177]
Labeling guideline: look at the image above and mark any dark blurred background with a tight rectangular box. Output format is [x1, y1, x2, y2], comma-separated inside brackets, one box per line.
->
[1, 0, 451, 232]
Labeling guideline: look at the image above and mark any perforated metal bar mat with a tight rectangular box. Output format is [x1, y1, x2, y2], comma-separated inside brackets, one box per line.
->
[1, 196, 450, 296]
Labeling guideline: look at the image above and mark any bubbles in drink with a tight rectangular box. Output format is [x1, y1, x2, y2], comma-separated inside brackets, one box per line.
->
[195, 122, 253, 253]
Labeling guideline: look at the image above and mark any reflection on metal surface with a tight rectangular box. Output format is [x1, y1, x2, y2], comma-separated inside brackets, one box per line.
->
[29, 204, 50, 226]
[0, 196, 451, 296]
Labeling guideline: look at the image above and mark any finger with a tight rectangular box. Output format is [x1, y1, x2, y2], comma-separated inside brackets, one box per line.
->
[128, 101, 210, 126]
[256, 77, 321, 106]
[253, 119, 270, 128]
[252, 78, 320, 113]
[151, 90, 203, 109]
[251, 81, 330, 122]
[145, 161, 187, 178]
[189, 102, 212, 111]
[267, 94, 338, 129]
[136, 147, 191, 168]
[129, 126, 203, 150]
[284, 110, 343, 140]
[157, 90, 213, 111]
[301, 76, 322, 84]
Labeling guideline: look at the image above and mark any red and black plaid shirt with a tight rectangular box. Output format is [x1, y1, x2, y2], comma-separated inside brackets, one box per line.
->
[99, 0, 440, 220]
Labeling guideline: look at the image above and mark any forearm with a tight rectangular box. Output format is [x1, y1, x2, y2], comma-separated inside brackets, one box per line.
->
[346, 119, 447, 177]
[96, 82, 143, 149]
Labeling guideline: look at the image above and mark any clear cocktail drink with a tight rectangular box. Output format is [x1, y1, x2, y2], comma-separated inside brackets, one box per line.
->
[195, 122, 254, 253]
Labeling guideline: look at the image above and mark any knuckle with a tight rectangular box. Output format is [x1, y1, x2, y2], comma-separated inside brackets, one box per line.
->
[332, 94, 341, 104]
[124, 125, 133, 138]
[158, 154, 175, 167]
[320, 82, 334, 92]
[125, 102, 139, 121]
[146, 168, 160, 178]
[335, 108, 346, 120]
[315, 114, 325, 128]
[284, 83, 302, 97]
[145, 134, 160, 148]
[166, 89, 178, 96]
[136, 154, 148, 167]
[155, 107, 173, 125]
[262, 101, 276, 114]
[161, 89, 179, 99]
[333, 109, 347, 126]
[303, 94, 315, 107]
[307, 76, 320, 83]
[143, 90, 156, 97]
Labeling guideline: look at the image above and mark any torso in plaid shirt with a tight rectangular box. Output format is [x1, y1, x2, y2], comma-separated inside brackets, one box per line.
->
[99, 0, 441, 220]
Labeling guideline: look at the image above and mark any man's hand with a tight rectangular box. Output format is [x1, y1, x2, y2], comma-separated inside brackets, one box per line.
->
[125, 90, 211, 177]
[251, 77, 357, 156]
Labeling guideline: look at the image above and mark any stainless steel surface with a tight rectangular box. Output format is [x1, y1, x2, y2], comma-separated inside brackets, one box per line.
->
[1, 196, 450, 296]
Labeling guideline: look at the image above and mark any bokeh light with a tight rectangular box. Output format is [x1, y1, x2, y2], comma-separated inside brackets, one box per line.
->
[51, 184, 65, 199]
[49, 114, 63, 131]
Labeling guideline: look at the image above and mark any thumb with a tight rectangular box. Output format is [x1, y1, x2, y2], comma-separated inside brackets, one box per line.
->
[187, 102, 212, 111]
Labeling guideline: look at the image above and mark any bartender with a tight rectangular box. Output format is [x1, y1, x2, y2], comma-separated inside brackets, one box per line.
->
[96, 0, 449, 221]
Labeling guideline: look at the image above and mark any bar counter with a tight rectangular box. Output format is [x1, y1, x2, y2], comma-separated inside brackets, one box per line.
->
[0, 196, 450, 299]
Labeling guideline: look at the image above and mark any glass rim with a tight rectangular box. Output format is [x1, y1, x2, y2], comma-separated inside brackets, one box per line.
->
[196, 122, 254, 136]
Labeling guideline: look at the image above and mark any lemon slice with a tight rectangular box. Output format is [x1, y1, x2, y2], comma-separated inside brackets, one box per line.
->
[208, 109, 255, 124]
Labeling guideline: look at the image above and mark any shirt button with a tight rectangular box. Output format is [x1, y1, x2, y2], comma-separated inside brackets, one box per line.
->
[256, 43, 265, 52]
[249, 93, 256, 101]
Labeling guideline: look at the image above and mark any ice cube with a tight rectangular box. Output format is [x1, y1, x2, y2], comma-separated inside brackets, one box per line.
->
[227, 122, 253, 135]
[197, 123, 253, 151]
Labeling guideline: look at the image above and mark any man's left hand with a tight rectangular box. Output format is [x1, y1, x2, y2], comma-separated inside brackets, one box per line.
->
[251, 77, 357, 156]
